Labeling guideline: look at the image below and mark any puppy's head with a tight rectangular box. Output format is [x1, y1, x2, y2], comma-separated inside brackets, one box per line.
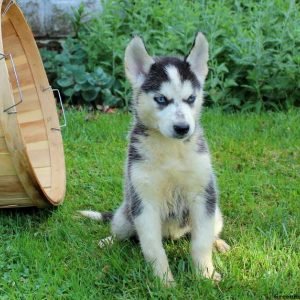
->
[125, 33, 209, 140]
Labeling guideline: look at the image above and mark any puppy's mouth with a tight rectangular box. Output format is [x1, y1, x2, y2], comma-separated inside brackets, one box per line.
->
[172, 133, 190, 140]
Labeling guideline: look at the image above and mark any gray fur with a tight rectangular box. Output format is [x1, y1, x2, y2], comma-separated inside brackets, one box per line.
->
[125, 122, 147, 220]
[142, 57, 201, 92]
[130, 122, 148, 142]
[127, 122, 148, 168]
[125, 182, 143, 221]
[197, 134, 209, 153]
[128, 144, 143, 163]
[167, 191, 190, 227]
[204, 176, 218, 215]
[101, 212, 114, 221]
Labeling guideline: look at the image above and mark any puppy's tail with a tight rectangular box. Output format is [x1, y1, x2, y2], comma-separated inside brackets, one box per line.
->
[78, 210, 114, 222]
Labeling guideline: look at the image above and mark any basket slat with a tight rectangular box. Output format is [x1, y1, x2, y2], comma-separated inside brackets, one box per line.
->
[0, 175, 28, 198]
[0, 154, 16, 176]
[0, 125, 4, 137]
[0, 137, 8, 152]
[28, 148, 51, 168]
[0, 198, 33, 208]
[35, 166, 52, 188]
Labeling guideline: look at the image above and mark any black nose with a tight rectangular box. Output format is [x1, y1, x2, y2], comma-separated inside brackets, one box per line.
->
[173, 123, 190, 136]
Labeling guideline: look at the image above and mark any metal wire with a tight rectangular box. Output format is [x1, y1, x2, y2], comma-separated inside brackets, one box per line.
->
[1, 52, 24, 114]
[43, 86, 67, 130]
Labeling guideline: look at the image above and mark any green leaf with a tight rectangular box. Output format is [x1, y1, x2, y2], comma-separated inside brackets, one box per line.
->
[80, 82, 94, 91]
[95, 67, 105, 78]
[82, 87, 100, 102]
[74, 72, 87, 84]
[224, 79, 238, 88]
[102, 89, 118, 106]
[74, 84, 81, 92]
[63, 88, 75, 97]
[55, 53, 70, 64]
[57, 77, 74, 88]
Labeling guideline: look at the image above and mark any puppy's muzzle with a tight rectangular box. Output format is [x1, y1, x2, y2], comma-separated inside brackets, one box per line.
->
[173, 123, 190, 138]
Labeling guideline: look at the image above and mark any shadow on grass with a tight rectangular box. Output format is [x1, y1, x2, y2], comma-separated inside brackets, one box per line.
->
[0, 206, 57, 233]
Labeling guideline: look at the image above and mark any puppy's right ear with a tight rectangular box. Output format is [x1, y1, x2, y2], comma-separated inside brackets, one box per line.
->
[125, 36, 154, 87]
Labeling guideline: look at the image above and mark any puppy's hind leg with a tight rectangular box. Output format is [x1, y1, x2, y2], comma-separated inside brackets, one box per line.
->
[111, 202, 135, 240]
[213, 206, 230, 253]
[99, 203, 135, 249]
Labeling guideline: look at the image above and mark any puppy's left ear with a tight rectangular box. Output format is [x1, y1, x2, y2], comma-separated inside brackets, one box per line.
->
[186, 32, 209, 84]
[125, 36, 154, 87]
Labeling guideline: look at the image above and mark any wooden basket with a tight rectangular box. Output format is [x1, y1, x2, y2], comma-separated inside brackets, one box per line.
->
[0, 0, 66, 208]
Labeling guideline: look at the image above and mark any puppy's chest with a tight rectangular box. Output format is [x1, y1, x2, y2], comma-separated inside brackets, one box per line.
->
[134, 137, 212, 204]
[162, 186, 190, 222]
[139, 137, 210, 186]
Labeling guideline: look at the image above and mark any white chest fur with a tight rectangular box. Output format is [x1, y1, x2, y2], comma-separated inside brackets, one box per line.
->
[130, 131, 212, 217]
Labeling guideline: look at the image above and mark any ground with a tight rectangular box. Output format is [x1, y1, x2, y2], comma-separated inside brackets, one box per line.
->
[0, 109, 299, 299]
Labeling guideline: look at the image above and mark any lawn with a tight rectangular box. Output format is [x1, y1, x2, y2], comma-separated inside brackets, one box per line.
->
[0, 109, 299, 299]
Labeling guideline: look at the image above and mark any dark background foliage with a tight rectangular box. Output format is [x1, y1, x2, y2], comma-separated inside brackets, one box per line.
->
[41, 0, 300, 112]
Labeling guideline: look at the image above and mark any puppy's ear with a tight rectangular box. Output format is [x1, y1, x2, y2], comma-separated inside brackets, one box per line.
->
[186, 32, 209, 84]
[125, 36, 154, 87]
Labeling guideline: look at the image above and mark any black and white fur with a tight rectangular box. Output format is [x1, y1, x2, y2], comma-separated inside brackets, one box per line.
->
[80, 32, 230, 285]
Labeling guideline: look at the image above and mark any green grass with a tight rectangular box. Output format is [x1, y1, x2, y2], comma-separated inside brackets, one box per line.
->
[0, 109, 299, 299]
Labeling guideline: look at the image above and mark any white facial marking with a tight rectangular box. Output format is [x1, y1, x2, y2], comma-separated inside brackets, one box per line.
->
[165, 65, 181, 91]
[181, 81, 194, 100]
[136, 64, 204, 140]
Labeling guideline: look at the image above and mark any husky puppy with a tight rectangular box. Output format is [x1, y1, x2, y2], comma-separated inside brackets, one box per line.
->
[81, 32, 230, 285]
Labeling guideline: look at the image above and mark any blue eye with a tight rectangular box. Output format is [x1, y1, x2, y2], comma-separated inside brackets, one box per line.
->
[154, 95, 168, 105]
[186, 95, 196, 104]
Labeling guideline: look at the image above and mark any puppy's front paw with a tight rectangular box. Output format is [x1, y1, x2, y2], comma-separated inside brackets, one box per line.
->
[214, 238, 230, 253]
[202, 268, 222, 282]
[156, 269, 176, 287]
[164, 277, 176, 288]
[196, 262, 222, 282]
